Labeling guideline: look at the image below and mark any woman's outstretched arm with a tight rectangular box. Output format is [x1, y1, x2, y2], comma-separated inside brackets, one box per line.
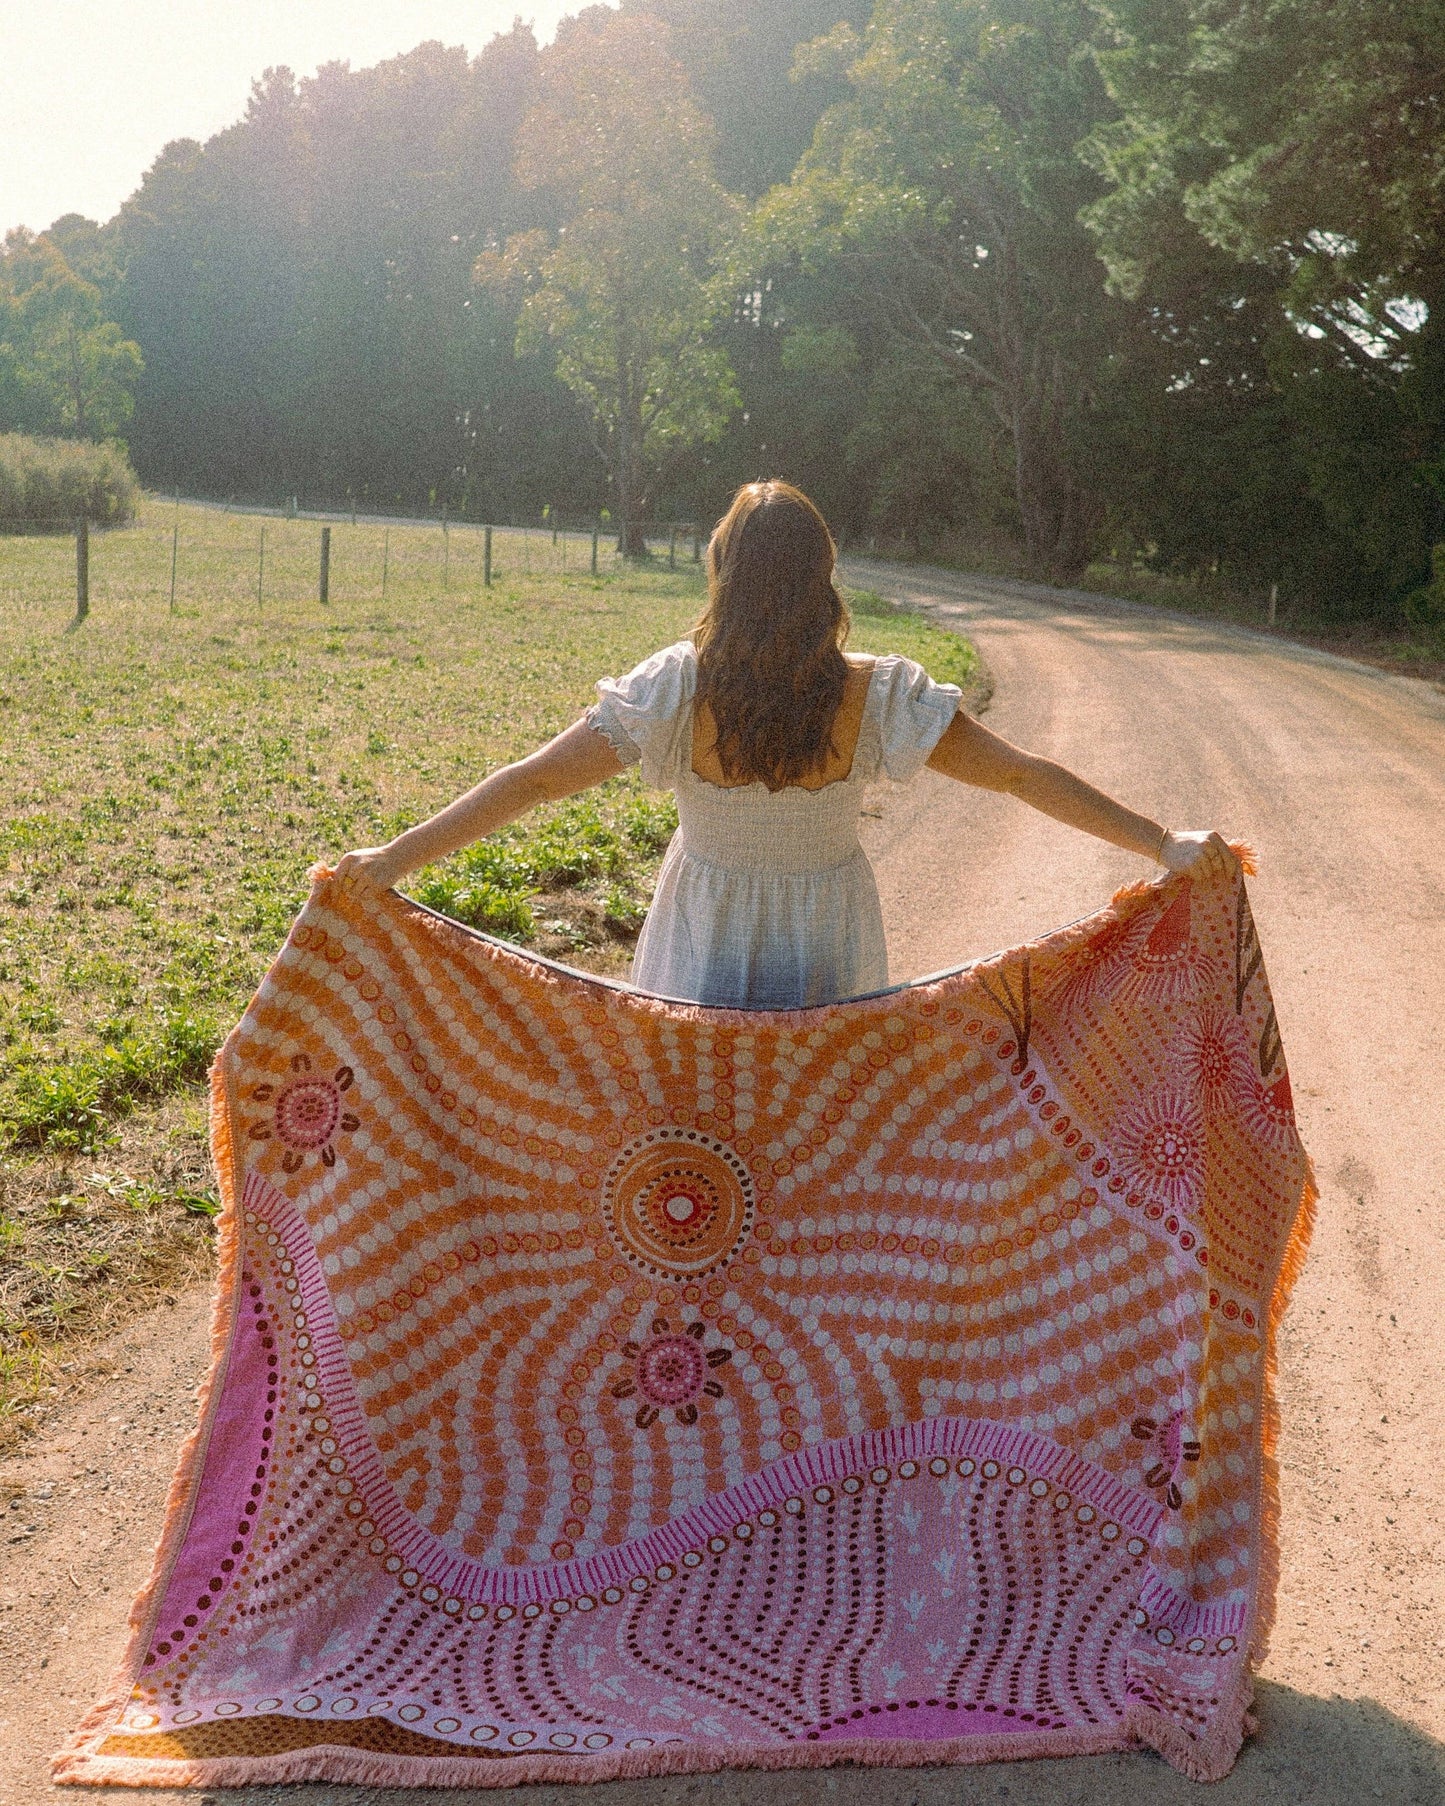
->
[925, 709, 1235, 875]
[334, 719, 625, 890]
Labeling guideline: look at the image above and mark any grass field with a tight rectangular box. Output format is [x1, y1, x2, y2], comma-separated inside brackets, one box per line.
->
[0, 497, 980, 1440]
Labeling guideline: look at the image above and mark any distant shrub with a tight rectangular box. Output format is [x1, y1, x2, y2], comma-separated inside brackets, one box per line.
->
[0, 432, 139, 531]
[1404, 543, 1445, 653]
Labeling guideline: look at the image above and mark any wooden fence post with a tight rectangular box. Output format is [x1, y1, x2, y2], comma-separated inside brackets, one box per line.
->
[668, 527, 677, 570]
[591, 526, 599, 577]
[319, 525, 331, 604]
[693, 525, 702, 563]
[484, 525, 493, 588]
[442, 504, 449, 589]
[75, 518, 89, 620]
[257, 525, 266, 607]
[381, 528, 389, 601]
[169, 498, 179, 614]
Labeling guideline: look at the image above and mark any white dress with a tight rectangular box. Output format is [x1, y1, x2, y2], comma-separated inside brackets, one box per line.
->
[587, 641, 962, 1010]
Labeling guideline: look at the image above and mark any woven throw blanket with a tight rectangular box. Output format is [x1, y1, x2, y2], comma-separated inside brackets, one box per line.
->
[56, 856, 1313, 1788]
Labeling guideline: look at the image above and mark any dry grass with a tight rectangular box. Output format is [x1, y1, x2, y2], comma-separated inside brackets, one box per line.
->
[0, 1093, 217, 1452]
[0, 497, 981, 1437]
[0, 505, 708, 1152]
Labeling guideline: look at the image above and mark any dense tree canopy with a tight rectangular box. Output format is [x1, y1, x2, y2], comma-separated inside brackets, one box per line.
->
[95, 32, 562, 513]
[2, 0, 1438, 619]
[620, 0, 874, 195]
[750, 0, 1125, 580]
[1077, 0, 1445, 611]
[479, 10, 741, 548]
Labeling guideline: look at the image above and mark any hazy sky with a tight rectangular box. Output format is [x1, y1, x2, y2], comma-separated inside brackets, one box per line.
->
[2, 2, 599, 240]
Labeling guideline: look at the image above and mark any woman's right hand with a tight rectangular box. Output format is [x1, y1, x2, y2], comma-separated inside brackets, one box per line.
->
[333, 844, 407, 891]
[1158, 828, 1238, 880]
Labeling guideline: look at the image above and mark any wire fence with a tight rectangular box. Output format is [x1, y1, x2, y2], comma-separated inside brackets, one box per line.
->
[0, 503, 704, 622]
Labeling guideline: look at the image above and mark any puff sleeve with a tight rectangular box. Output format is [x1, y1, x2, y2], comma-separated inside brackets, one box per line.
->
[871, 654, 963, 783]
[586, 640, 697, 789]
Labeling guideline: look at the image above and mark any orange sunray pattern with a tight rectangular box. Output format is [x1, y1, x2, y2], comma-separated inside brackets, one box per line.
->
[56, 860, 1312, 1791]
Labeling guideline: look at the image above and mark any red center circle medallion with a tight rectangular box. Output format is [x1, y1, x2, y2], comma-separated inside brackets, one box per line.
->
[600, 1129, 754, 1278]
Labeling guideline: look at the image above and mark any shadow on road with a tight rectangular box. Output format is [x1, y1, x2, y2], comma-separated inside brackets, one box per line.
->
[86, 1685, 1440, 1806]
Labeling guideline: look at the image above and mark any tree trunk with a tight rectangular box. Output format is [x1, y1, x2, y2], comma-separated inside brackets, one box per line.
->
[976, 226, 1094, 586]
[614, 402, 649, 557]
[1013, 421, 1090, 583]
[611, 321, 650, 558]
[1010, 348, 1091, 586]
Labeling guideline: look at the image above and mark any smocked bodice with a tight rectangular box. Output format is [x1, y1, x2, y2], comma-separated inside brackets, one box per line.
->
[584, 639, 962, 1008]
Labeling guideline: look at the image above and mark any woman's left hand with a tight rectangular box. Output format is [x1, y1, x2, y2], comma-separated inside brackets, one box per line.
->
[334, 845, 406, 891]
[1158, 829, 1238, 879]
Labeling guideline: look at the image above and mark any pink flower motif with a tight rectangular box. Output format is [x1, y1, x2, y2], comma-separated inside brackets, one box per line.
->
[1176, 1009, 1251, 1108]
[1118, 885, 1213, 1008]
[1130, 1408, 1201, 1510]
[1112, 1087, 1204, 1217]
[248, 1053, 360, 1174]
[611, 1317, 731, 1428]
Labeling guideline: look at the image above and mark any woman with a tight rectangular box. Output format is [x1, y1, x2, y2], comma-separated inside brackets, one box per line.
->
[337, 480, 1232, 1007]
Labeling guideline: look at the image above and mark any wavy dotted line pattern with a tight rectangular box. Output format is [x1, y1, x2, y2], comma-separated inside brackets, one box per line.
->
[1129, 1608, 1240, 1659]
[289, 913, 1266, 1335]
[124, 1444, 1150, 1746]
[292, 920, 777, 1156]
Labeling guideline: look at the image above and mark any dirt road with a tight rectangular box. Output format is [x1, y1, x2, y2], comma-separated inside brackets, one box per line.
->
[4, 564, 1443, 1803]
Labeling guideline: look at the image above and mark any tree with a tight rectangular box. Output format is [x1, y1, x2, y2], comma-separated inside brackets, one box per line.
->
[1084, 0, 1445, 348]
[478, 10, 741, 553]
[0, 232, 142, 440]
[751, 0, 1124, 581]
[104, 34, 557, 512]
[1081, 0, 1445, 615]
[621, 0, 873, 197]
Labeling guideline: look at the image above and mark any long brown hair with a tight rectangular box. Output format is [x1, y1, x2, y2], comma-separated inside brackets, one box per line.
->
[693, 480, 850, 790]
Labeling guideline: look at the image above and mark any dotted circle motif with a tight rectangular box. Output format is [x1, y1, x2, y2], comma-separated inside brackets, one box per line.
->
[600, 1129, 754, 1278]
[1140, 1121, 1196, 1179]
[635, 1334, 706, 1407]
[275, 1077, 342, 1150]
